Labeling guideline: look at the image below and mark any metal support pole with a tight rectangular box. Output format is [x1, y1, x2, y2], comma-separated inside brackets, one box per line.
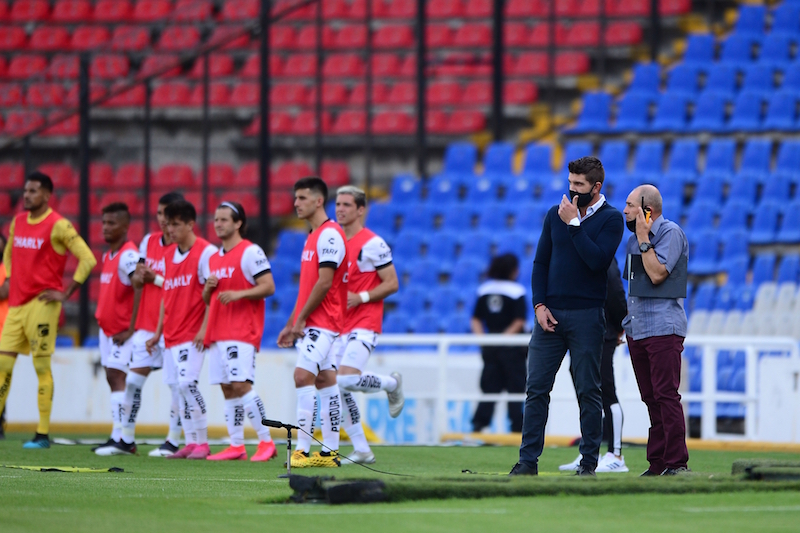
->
[143, 81, 152, 235]
[315, 0, 323, 174]
[650, 0, 661, 62]
[259, 0, 272, 253]
[415, 0, 427, 179]
[78, 54, 91, 345]
[598, 0, 606, 84]
[491, 0, 505, 141]
[548, 0, 556, 107]
[23, 136, 31, 178]
[364, 0, 373, 194]
[202, 51, 210, 238]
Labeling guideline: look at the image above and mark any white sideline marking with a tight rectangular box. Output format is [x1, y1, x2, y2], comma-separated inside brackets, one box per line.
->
[222, 508, 509, 516]
[683, 506, 800, 513]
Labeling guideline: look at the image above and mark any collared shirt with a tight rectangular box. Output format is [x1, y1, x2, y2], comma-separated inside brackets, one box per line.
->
[568, 194, 607, 226]
[622, 215, 689, 341]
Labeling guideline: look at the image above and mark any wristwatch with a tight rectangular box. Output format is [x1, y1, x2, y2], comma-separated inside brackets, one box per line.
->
[639, 242, 654, 253]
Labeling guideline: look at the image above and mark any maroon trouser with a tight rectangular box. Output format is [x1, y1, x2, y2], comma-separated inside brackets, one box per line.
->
[627, 334, 689, 473]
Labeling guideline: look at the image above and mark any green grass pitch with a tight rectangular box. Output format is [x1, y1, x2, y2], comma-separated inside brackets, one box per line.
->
[2, 432, 800, 533]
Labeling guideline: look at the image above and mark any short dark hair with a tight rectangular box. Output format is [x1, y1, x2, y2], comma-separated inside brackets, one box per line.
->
[164, 200, 196, 223]
[101, 202, 131, 222]
[294, 176, 328, 203]
[217, 200, 247, 236]
[158, 191, 184, 206]
[487, 253, 520, 281]
[568, 156, 605, 186]
[26, 171, 54, 193]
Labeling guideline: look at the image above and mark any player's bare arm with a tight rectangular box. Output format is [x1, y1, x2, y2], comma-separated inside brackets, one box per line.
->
[193, 305, 211, 351]
[145, 300, 165, 354]
[113, 284, 142, 346]
[218, 271, 274, 305]
[0, 278, 9, 300]
[202, 275, 219, 305]
[347, 263, 398, 309]
[39, 279, 81, 303]
[291, 266, 334, 339]
[276, 306, 297, 348]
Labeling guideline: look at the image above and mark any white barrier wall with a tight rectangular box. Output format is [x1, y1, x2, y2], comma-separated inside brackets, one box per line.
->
[5, 335, 799, 444]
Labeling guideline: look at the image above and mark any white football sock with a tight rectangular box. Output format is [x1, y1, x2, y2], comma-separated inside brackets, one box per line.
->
[295, 386, 316, 453]
[179, 380, 208, 444]
[610, 402, 624, 456]
[109, 391, 125, 441]
[318, 384, 341, 453]
[339, 372, 397, 393]
[121, 372, 146, 444]
[242, 390, 272, 442]
[224, 398, 245, 447]
[167, 383, 183, 446]
[182, 397, 197, 445]
[341, 391, 370, 453]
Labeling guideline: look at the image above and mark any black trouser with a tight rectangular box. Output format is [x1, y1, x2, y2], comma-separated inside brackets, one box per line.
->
[601, 337, 622, 454]
[472, 346, 527, 432]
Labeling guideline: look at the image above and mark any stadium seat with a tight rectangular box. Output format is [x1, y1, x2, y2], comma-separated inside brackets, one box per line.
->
[738, 139, 772, 182]
[631, 140, 664, 180]
[330, 110, 366, 135]
[188, 83, 231, 106]
[682, 33, 716, 67]
[665, 63, 701, 98]
[703, 139, 736, 181]
[442, 142, 478, 175]
[758, 34, 793, 70]
[91, 54, 130, 80]
[188, 54, 235, 79]
[734, 4, 767, 38]
[0, 162, 24, 190]
[229, 82, 259, 106]
[569, 91, 613, 133]
[726, 174, 757, 205]
[52, 0, 92, 22]
[775, 140, 800, 182]
[612, 94, 651, 132]
[504, 80, 538, 105]
[689, 92, 729, 133]
[26, 83, 66, 108]
[627, 62, 661, 98]
[482, 142, 515, 176]
[466, 178, 500, 204]
[752, 253, 777, 285]
[220, 0, 257, 20]
[3, 110, 45, 136]
[763, 91, 797, 131]
[207, 25, 250, 50]
[683, 201, 717, 233]
[151, 82, 191, 107]
[718, 229, 750, 266]
[112, 164, 146, 189]
[132, 0, 172, 22]
[154, 164, 194, 190]
[29, 27, 70, 52]
[111, 26, 151, 52]
[665, 139, 699, 182]
[726, 92, 763, 132]
[10, 0, 50, 21]
[505, 0, 548, 17]
[70, 26, 110, 51]
[38, 163, 77, 189]
[93, 0, 133, 21]
[760, 175, 792, 204]
[777, 254, 800, 284]
[0, 26, 27, 50]
[103, 83, 145, 107]
[323, 53, 365, 77]
[772, 2, 800, 37]
[7, 54, 48, 80]
[649, 94, 688, 132]
[282, 54, 317, 77]
[691, 282, 717, 311]
[0, 83, 23, 106]
[173, 0, 212, 21]
[776, 200, 800, 243]
[720, 34, 759, 65]
[439, 204, 474, 230]
[157, 26, 200, 52]
[740, 64, 776, 98]
[749, 202, 781, 245]
[428, 81, 462, 107]
[453, 23, 491, 48]
[373, 25, 414, 49]
[694, 175, 726, 204]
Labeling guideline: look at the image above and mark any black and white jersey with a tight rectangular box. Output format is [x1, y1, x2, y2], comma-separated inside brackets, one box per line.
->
[472, 279, 527, 333]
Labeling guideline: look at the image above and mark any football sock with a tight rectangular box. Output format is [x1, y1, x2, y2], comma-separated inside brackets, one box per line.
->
[610, 403, 624, 456]
[318, 384, 341, 453]
[339, 372, 397, 393]
[341, 391, 370, 453]
[182, 397, 197, 445]
[109, 390, 125, 441]
[33, 357, 54, 436]
[242, 390, 272, 442]
[167, 383, 183, 446]
[0, 354, 15, 418]
[179, 381, 208, 444]
[224, 398, 245, 447]
[121, 372, 146, 444]
[295, 386, 316, 453]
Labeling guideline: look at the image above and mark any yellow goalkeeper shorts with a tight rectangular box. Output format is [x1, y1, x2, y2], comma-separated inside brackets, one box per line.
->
[0, 297, 62, 357]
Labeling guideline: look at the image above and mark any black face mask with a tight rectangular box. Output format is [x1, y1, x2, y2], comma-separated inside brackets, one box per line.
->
[568, 189, 594, 208]
[626, 219, 637, 233]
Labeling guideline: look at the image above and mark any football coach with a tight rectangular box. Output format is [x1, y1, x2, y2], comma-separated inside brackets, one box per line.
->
[510, 156, 624, 477]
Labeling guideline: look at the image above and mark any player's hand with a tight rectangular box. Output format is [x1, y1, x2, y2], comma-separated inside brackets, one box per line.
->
[290, 319, 306, 342]
[38, 289, 67, 303]
[140, 265, 156, 284]
[132, 264, 145, 285]
[112, 328, 135, 346]
[277, 326, 295, 348]
[145, 335, 159, 354]
[217, 290, 241, 305]
[635, 207, 654, 242]
[558, 194, 580, 224]
[535, 305, 558, 333]
[192, 329, 206, 351]
[206, 275, 219, 290]
[347, 291, 362, 309]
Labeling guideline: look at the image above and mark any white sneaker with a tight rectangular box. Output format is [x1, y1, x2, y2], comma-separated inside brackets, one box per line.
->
[148, 441, 179, 457]
[343, 450, 376, 465]
[559, 454, 582, 471]
[387, 372, 404, 418]
[595, 452, 629, 473]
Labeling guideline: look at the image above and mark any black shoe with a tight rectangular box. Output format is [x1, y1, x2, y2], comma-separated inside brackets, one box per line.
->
[509, 462, 538, 476]
[640, 469, 659, 477]
[148, 441, 180, 457]
[575, 465, 596, 477]
[91, 438, 115, 452]
[95, 440, 137, 456]
[661, 467, 691, 476]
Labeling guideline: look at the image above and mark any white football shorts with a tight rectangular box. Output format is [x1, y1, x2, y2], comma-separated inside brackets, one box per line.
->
[99, 328, 133, 372]
[208, 341, 256, 385]
[294, 327, 338, 376]
[334, 329, 378, 372]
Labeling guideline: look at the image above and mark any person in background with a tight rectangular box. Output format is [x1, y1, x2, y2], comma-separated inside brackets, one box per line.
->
[0, 233, 7, 439]
[470, 253, 527, 434]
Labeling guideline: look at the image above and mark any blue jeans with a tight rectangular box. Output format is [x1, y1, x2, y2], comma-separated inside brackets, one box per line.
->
[519, 307, 605, 469]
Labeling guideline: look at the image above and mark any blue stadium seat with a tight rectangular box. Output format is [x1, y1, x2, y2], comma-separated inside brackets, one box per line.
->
[739, 139, 774, 182]
[367, 202, 399, 234]
[477, 203, 513, 231]
[500, 174, 535, 202]
[56, 335, 74, 348]
[751, 253, 777, 284]
[684, 201, 717, 232]
[726, 175, 758, 204]
[763, 91, 797, 131]
[688, 228, 720, 275]
[522, 143, 553, 174]
[426, 174, 465, 205]
[661, 199, 682, 221]
[777, 253, 800, 283]
[703, 139, 737, 181]
[569, 91, 613, 133]
[516, 203, 550, 231]
[561, 141, 594, 170]
[665, 63, 701, 98]
[465, 176, 500, 203]
[457, 231, 493, 262]
[451, 256, 486, 286]
[726, 91, 764, 132]
[442, 312, 472, 334]
[734, 4, 767, 38]
[482, 141, 515, 176]
[658, 177, 684, 204]
[665, 139, 699, 182]
[735, 283, 757, 310]
[741, 64, 776, 95]
[694, 174, 726, 203]
[758, 33, 793, 70]
[398, 286, 430, 315]
[775, 140, 800, 182]
[409, 312, 442, 334]
[782, 63, 800, 93]
[493, 231, 527, 259]
[392, 230, 425, 260]
[383, 312, 411, 334]
[598, 141, 629, 174]
[771, 3, 800, 38]
[277, 230, 307, 257]
[692, 282, 717, 310]
[776, 200, 800, 243]
[687, 92, 728, 132]
[714, 283, 739, 311]
[443, 142, 478, 175]
[627, 62, 661, 98]
[703, 64, 739, 99]
[730, 368, 746, 393]
[276, 287, 298, 315]
[760, 175, 792, 204]
[725, 256, 750, 286]
[389, 174, 421, 205]
[399, 204, 436, 232]
[718, 203, 750, 237]
[429, 287, 459, 316]
[427, 231, 459, 265]
[749, 202, 781, 244]
[718, 229, 750, 264]
[631, 140, 664, 181]
[83, 336, 100, 348]
[719, 34, 758, 65]
[649, 94, 689, 132]
[270, 258, 295, 288]
[440, 204, 476, 231]
[683, 34, 716, 67]
[611, 94, 651, 132]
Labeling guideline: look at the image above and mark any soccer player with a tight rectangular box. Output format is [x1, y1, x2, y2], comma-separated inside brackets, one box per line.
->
[123, 191, 186, 458]
[146, 200, 217, 460]
[203, 201, 277, 462]
[277, 177, 347, 468]
[0, 171, 97, 449]
[93, 203, 141, 456]
[333, 186, 403, 464]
